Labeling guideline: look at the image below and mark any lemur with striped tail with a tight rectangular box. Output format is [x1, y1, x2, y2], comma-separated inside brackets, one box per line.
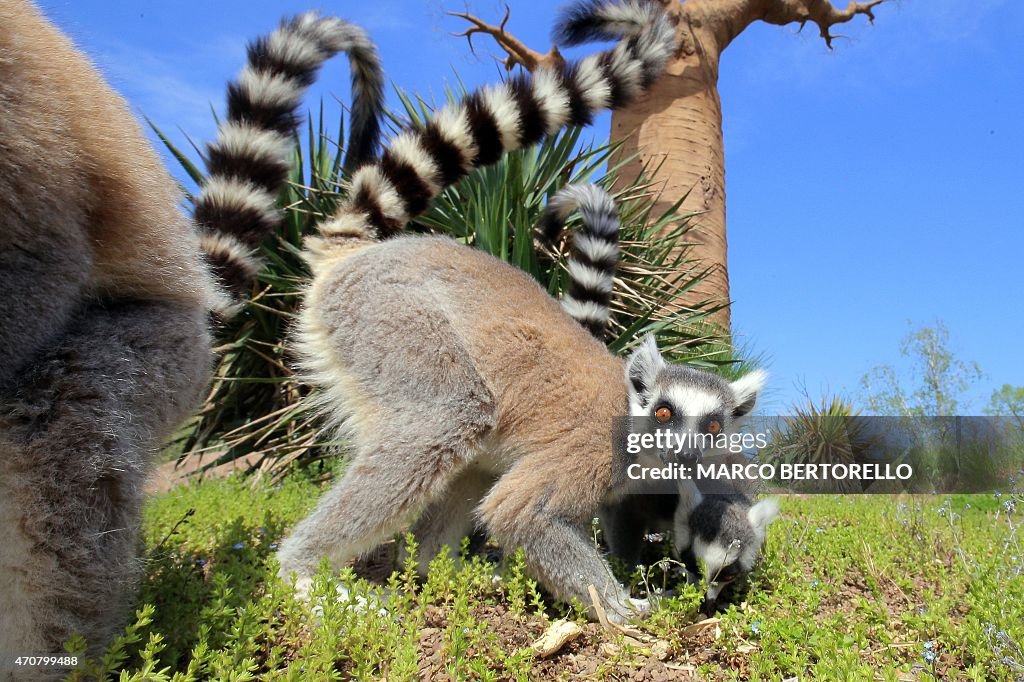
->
[274, 0, 697, 624]
[0, 5, 382, 667]
[539, 184, 780, 615]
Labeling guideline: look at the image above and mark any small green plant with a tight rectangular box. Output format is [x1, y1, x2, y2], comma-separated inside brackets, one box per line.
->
[761, 395, 879, 491]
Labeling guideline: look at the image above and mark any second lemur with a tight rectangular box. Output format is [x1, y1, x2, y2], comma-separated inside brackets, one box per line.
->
[539, 185, 781, 614]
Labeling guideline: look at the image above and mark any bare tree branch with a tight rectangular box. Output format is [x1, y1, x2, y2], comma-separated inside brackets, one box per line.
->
[449, 5, 564, 72]
[765, 0, 889, 49]
[683, 0, 890, 53]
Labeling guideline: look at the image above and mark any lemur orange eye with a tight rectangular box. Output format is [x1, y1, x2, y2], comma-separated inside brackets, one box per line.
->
[654, 406, 672, 423]
[706, 419, 722, 435]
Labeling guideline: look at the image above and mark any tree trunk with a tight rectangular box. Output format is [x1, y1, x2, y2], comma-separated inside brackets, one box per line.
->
[611, 0, 887, 332]
[612, 24, 729, 328]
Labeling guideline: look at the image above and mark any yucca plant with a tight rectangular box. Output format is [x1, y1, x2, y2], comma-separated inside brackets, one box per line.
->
[155, 88, 740, 481]
[760, 396, 879, 492]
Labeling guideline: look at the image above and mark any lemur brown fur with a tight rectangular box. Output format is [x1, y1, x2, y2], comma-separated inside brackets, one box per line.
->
[0, 2, 384, 669]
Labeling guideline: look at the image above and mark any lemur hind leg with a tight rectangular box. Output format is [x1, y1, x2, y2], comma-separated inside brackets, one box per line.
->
[0, 300, 210, 670]
[275, 424, 494, 585]
[401, 466, 496, 576]
[275, 362, 497, 583]
[279, 278, 497, 584]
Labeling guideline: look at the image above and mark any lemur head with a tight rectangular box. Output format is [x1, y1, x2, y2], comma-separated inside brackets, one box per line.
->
[682, 495, 779, 615]
[625, 334, 766, 461]
[625, 335, 777, 611]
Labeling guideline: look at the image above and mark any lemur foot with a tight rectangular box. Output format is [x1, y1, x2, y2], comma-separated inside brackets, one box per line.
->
[293, 576, 389, 617]
[604, 596, 651, 625]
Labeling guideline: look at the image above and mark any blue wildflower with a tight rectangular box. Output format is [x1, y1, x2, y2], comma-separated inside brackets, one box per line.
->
[232, 542, 245, 550]
[751, 621, 762, 635]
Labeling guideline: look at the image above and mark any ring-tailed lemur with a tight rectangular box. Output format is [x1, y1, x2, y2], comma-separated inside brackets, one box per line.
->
[0, 4, 382, 667]
[276, 0, 688, 624]
[540, 185, 781, 615]
[603, 335, 778, 614]
[602, 342, 778, 613]
[595, 339, 778, 613]
[676, 490, 779, 615]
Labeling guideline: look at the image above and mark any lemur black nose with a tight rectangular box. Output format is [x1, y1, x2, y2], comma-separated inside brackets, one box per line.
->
[700, 597, 717, 617]
[680, 449, 702, 463]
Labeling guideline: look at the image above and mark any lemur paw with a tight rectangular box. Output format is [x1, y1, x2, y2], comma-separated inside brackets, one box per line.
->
[605, 596, 651, 624]
[291, 576, 389, 617]
[293, 575, 315, 601]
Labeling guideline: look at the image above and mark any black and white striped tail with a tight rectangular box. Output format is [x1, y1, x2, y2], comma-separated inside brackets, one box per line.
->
[194, 12, 385, 307]
[311, 0, 673, 256]
[540, 184, 620, 339]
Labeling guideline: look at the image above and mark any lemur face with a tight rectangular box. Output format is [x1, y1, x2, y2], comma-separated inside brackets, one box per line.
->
[687, 496, 779, 615]
[625, 335, 766, 464]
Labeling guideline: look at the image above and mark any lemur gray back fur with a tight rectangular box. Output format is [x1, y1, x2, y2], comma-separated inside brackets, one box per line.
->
[391, 184, 621, 567]
[0, 4, 383, 669]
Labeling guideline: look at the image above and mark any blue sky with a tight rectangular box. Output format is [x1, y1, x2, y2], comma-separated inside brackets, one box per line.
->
[37, 0, 1023, 414]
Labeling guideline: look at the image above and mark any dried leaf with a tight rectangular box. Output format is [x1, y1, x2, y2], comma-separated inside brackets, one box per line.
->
[531, 619, 583, 658]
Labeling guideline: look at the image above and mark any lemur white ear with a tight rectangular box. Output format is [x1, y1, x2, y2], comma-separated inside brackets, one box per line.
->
[625, 334, 665, 407]
[748, 498, 780, 534]
[729, 369, 767, 418]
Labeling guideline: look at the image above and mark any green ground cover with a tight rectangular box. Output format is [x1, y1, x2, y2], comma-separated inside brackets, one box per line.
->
[67, 474, 1023, 681]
